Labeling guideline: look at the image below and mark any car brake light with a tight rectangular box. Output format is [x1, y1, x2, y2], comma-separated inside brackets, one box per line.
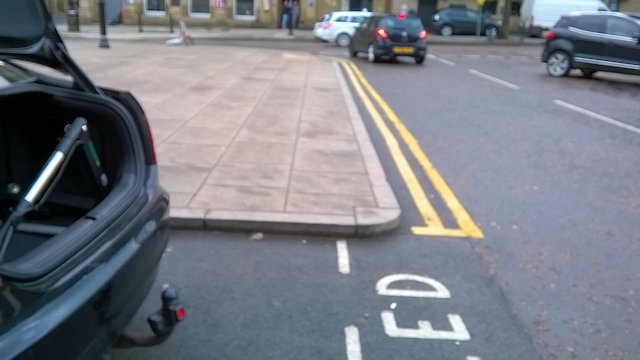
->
[325, 23, 332, 29]
[397, 13, 406, 20]
[545, 30, 555, 41]
[418, 30, 427, 40]
[376, 28, 388, 39]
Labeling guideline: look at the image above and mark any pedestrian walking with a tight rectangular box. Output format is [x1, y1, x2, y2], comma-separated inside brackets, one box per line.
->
[281, 0, 291, 30]
[289, 0, 299, 35]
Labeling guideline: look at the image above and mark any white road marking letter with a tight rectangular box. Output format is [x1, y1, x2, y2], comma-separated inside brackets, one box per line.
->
[345, 325, 363, 360]
[381, 311, 471, 341]
[376, 274, 451, 298]
[336, 240, 350, 274]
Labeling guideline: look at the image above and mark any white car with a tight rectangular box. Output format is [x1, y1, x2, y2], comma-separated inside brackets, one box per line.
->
[313, 10, 371, 47]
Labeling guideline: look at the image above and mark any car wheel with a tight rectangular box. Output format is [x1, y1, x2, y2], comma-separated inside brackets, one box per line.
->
[336, 33, 351, 47]
[546, 50, 571, 77]
[367, 44, 379, 63]
[580, 69, 597, 78]
[415, 55, 425, 65]
[349, 43, 358, 58]
[485, 25, 498, 38]
[440, 24, 453, 37]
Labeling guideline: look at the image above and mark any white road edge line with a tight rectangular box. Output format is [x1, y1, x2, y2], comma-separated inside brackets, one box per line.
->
[469, 69, 520, 90]
[554, 99, 640, 135]
[345, 325, 363, 360]
[427, 54, 456, 66]
[337, 240, 350, 274]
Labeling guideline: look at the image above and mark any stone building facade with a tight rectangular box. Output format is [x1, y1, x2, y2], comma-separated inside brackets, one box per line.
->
[46, 0, 640, 32]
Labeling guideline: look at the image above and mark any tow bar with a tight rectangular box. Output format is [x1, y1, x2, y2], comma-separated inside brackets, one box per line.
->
[148, 287, 185, 336]
[114, 287, 185, 348]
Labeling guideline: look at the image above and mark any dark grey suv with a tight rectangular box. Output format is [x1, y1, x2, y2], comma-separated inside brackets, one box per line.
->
[350, 13, 428, 65]
[542, 11, 640, 78]
[432, 7, 501, 38]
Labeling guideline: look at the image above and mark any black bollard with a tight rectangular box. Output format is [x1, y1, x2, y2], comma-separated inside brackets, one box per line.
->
[98, 0, 110, 48]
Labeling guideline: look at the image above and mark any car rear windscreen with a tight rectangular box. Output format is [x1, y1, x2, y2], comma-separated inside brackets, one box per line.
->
[381, 16, 424, 30]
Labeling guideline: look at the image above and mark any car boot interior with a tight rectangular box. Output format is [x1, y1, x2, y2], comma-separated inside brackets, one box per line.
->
[0, 89, 134, 282]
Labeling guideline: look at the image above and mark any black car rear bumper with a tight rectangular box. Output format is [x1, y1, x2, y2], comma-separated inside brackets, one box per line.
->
[375, 40, 427, 58]
[0, 184, 170, 359]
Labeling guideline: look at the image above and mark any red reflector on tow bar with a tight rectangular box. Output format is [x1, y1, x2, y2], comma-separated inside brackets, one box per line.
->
[176, 307, 186, 321]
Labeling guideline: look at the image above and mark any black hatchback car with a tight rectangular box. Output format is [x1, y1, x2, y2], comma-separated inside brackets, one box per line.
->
[0, 0, 182, 358]
[350, 13, 428, 64]
[432, 7, 501, 38]
[542, 11, 640, 78]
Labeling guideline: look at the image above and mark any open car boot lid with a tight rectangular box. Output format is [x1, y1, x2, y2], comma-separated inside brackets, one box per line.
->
[0, 0, 101, 94]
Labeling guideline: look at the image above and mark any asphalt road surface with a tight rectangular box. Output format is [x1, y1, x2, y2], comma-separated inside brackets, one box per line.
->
[113, 41, 640, 360]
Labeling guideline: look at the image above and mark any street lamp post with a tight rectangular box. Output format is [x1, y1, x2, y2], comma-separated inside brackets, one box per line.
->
[137, 0, 144, 32]
[98, 0, 110, 48]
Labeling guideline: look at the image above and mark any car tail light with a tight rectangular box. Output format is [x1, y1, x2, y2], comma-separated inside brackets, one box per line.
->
[376, 28, 388, 39]
[397, 13, 406, 20]
[325, 23, 332, 29]
[418, 30, 427, 40]
[545, 30, 555, 41]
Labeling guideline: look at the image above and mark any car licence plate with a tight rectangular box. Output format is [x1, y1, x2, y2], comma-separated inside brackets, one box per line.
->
[393, 46, 414, 54]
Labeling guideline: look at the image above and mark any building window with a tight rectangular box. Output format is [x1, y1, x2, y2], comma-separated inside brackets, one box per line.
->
[145, 0, 166, 15]
[484, 0, 497, 15]
[234, 0, 255, 19]
[190, 0, 210, 16]
[512, 1, 522, 16]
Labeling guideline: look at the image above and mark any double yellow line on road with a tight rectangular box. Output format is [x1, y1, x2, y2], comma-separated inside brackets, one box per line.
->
[338, 59, 483, 238]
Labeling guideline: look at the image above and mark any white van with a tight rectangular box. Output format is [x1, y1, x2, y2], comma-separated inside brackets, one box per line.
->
[520, 0, 610, 36]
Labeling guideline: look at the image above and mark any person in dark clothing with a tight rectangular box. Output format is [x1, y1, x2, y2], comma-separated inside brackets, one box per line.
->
[281, 0, 291, 29]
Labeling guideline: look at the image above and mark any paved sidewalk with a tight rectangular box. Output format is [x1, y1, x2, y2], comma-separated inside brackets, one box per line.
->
[57, 24, 401, 237]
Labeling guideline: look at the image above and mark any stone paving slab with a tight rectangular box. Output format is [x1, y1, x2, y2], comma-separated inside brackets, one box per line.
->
[62, 38, 400, 236]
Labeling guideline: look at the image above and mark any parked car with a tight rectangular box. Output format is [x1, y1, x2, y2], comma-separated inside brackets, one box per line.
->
[520, 0, 609, 37]
[541, 11, 640, 78]
[313, 10, 372, 47]
[431, 7, 501, 38]
[0, 0, 183, 358]
[349, 13, 428, 65]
